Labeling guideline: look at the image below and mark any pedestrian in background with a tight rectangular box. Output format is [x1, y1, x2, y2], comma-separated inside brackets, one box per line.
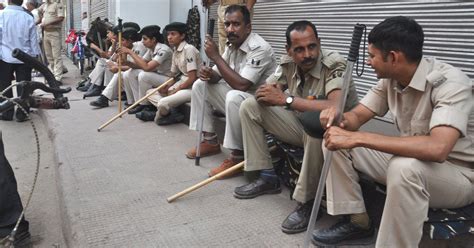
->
[38, 0, 65, 81]
[0, 0, 40, 121]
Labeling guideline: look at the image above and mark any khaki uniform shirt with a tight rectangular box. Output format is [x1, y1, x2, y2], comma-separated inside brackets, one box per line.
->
[126, 41, 148, 62]
[361, 57, 474, 166]
[38, 1, 64, 31]
[143, 43, 173, 76]
[171, 41, 201, 77]
[213, 32, 277, 94]
[268, 50, 359, 112]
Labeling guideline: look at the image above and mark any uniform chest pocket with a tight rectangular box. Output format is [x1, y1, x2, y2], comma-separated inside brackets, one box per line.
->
[410, 119, 430, 136]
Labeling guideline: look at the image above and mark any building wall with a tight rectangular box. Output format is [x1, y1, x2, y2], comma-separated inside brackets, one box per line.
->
[114, 0, 170, 29]
[171, 0, 192, 23]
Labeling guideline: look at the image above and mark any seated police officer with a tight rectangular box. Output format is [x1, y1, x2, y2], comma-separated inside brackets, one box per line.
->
[186, 5, 276, 177]
[313, 16, 474, 247]
[235, 20, 358, 234]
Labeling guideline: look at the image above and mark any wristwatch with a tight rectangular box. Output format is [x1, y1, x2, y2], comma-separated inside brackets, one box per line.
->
[285, 95, 294, 109]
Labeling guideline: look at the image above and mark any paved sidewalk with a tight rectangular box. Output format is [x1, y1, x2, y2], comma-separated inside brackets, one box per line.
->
[33, 58, 472, 247]
[42, 58, 310, 247]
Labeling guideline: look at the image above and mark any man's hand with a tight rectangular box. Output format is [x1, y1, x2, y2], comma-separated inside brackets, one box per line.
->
[320, 107, 348, 129]
[116, 47, 132, 56]
[198, 65, 214, 82]
[255, 83, 286, 106]
[159, 84, 171, 96]
[168, 87, 180, 96]
[204, 35, 220, 61]
[109, 65, 119, 73]
[324, 126, 358, 151]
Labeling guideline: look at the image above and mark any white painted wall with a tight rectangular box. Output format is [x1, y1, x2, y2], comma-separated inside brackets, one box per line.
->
[114, 0, 170, 29]
[170, 0, 192, 23]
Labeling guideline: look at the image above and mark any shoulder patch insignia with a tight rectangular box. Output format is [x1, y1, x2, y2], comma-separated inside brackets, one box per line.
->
[187, 57, 193, 63]
[251, 59, 261, 66]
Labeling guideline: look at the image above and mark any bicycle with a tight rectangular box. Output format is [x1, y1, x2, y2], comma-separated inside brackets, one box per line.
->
[66, 29, 92, 75]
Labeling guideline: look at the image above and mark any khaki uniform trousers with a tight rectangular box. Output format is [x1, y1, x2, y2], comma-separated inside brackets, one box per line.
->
[147, 78, 191, 120]
[122, 69, 143, 104]
[217, 4, 252, 55]
[240, 97, 324, 203]
[102, 73, 120, 101]
[325, 147, 474, 248]
[138, 71, 171, 106]
[90, 58, 107, 86]
[189, 79, 251, 150]
[43, 30, 63, 80]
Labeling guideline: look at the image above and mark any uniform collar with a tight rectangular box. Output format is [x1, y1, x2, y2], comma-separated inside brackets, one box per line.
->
[6, 5, 24, 11]
[228, 32, 253, 54]
[404, 58, 430, 92]
[176, 41, 187, 52]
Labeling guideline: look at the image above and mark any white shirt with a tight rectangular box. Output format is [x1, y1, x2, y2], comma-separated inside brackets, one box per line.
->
[0, 5, 40, 64]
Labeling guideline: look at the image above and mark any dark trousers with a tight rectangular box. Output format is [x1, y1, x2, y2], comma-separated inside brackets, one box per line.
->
[0, 132, 27, 236]
[0, 60, 32, 116]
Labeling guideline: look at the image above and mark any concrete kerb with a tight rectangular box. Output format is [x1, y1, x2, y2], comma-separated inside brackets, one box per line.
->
[38, 109, 85, 248]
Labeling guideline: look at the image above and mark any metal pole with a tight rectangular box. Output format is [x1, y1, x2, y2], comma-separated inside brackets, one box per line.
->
[302, 23, 365, 248]
[195, 7, 215, 166]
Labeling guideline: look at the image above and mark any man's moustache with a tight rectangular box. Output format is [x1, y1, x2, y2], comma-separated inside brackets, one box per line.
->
[302, 58, 315, 65]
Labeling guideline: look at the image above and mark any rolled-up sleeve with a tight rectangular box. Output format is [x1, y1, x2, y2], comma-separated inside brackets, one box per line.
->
[240, 48, 272, 84]
[360, 80, 390, 117]
[153, 49, 171, 65]
[324, 61, 346, 96]
[430, 80, 472, 137]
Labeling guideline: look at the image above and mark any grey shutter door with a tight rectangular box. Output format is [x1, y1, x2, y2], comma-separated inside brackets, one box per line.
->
[212, 1, 474, 122]
[72, 0, 81, 29]
[90, 0, 109, 21]
[255, 1, 474, 97]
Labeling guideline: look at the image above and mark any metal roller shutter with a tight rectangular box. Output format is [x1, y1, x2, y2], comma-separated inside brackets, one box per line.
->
[72, 0, 81, 29]
[211, 1, 474, 122]
[90, 0, 108, 21]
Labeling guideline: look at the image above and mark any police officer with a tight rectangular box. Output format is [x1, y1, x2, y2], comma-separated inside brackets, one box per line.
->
[140, 22, 201, 125]
[203, 0, 256, 55]
[186, 5, 276, 177]
[90, 26, 147, 108]
[118, 25, 173, 116]
[38, 0, 65, 81]
[234, 21, 358, 234]
[313, 16, 474, 247]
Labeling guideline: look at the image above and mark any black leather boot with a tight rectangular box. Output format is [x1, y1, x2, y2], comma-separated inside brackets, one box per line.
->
[83, 85, 103, 99]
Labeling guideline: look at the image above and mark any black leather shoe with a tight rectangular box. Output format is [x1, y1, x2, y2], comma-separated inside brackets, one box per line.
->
[76, 77, 90, 90]
[234, 177, 281, 199]
[157, 109, 184, 125]
[90, 95, 109, 108]
[128, 104, 146, 115]
[136, 110, 156, 121]
[83, 85, 103, 99]
[281, 200, 322, 234]
[0, 219, 31, 248]
[312, 216, 374, 245]
[77, 82, 92, 92]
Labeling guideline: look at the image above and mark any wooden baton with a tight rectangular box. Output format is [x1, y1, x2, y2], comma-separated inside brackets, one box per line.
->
[167, 161, 244, 203]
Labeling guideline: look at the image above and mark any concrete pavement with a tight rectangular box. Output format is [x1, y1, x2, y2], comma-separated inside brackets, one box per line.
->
[5, 57, 470, 247]
[41, 58, 311, 247]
